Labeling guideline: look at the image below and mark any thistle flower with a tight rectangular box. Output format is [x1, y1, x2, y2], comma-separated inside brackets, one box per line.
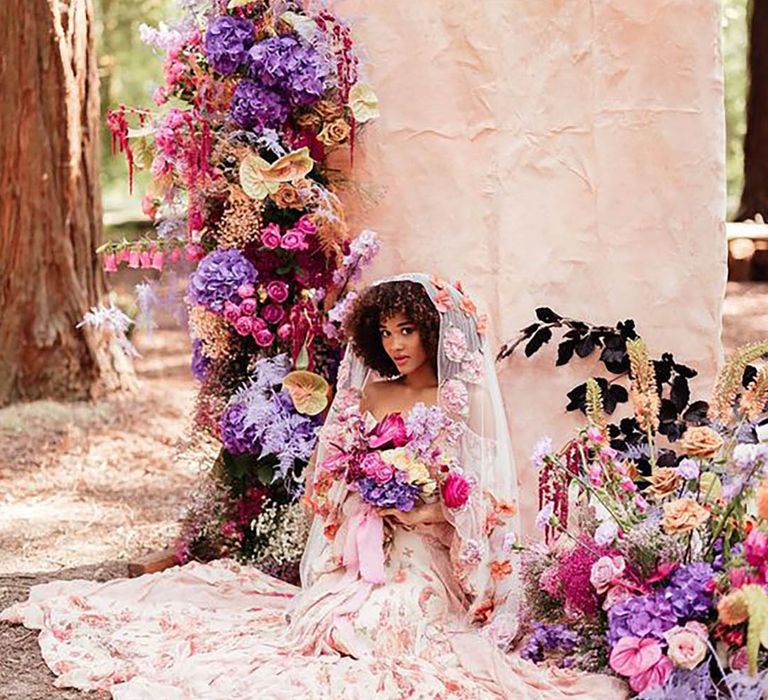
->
[709, 341, 768, 424]
[627, 338, 661, 432]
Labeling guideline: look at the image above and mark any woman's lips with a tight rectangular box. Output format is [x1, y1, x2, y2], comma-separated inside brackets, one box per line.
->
[393, 355, 409, 365]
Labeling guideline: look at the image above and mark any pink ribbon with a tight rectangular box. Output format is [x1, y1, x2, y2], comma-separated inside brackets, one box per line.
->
[342, 502, 386, 584]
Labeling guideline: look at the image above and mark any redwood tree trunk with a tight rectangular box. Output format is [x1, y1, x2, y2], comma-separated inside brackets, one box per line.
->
[0, 0, 135, 406]
[737, 0, 768, 221]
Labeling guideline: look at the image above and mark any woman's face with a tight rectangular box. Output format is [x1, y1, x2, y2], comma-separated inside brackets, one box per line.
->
[379, 312, 430, 376]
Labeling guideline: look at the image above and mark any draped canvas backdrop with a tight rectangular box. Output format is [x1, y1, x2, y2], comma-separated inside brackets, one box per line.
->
[330, 0, 728, 534]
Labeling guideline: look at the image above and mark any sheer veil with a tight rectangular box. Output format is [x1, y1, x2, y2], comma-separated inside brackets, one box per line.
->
[299, 272, 521, 643]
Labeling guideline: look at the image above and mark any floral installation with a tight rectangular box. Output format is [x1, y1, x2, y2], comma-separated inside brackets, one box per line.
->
[101, 0, 379, 580]
[503, 317, 768, 696]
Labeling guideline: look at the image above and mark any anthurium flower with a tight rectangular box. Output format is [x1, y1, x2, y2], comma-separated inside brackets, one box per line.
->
[282, 371, 330, 416]
[609, 636, 662, 677]
[348, 83, 379, 123]
[240, 147, 314, 200]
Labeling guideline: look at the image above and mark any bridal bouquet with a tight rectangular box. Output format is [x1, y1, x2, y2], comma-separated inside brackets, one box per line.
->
[311, 389, 472, 519]
[518, 339, 768, 698]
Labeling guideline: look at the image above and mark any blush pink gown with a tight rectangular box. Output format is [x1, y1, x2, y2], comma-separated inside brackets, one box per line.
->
[2, 517, 627, 699]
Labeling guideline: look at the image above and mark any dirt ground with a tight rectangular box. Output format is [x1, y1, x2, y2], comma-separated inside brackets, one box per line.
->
[0, 281, 766, 699]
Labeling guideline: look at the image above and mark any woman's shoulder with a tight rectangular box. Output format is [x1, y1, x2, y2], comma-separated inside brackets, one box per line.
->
[360, 378, 399, 412]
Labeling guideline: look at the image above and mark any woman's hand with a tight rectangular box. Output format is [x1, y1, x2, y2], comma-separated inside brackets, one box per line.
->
[377, 502, 446, 527]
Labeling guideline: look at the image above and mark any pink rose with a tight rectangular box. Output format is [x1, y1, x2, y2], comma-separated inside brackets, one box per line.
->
[442, 472, 471, 509]
[602, 583, 634, 611]
[280, 229, 308, 251]
[295, 215, 317, 236]
[251, 317, 268, 333]
[629, 656, 673, 694]
[368, 414, 409, 449]
[260, 223, 282, 249]
[239, 298, 257, 316]
[360, 452, 385, 478]
[277, 323, 292, 340]
[745, 529, 768, 567]
[262, 303, 285, 325]
[664, 622, 708, 670]
[266, 280, 290, 303]
[234, 316, 254, 336]
[223, 302, 241, 324]
[590, 555, 626, 594]
[609, 636, 662, 678]
[237, 283, 255, 299]
[253, 328, 275, 348]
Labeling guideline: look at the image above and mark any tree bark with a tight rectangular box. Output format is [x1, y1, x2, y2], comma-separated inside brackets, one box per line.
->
[0, 0, 135, 406]
[737, 0, 768, 221]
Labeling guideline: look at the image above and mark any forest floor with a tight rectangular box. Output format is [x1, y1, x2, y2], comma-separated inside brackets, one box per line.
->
[0, 281, 766, 699]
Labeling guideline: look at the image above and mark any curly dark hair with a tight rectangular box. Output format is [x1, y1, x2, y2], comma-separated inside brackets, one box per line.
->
[343, 281, 440, 377]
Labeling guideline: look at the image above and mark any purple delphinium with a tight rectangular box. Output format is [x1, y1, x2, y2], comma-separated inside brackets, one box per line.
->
[229, 79, 290, 131]
[204, 16, 255, 75]
[247, 35, 327, 105]
[191, 338, 210, 381]
[661, 562, 714, 620]
[357, 474, 421, 511]
[188, 249, 257, 312]
[608, 593, 678, 646]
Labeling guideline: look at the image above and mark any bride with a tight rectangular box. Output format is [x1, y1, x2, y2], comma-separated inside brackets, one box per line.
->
[2, 273, 625, 699]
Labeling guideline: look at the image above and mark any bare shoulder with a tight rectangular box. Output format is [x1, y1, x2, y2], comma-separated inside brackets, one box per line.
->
[360, 379, 398, 413]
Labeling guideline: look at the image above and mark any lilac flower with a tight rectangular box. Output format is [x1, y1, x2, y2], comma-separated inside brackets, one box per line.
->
[661, 562, 714, 619]
[521, 623, 580, 665]
[404, 403, 457, 460]
[332, 229, 380, 285]
[531, 436, 553, 469]
[229, 80, 290, 131]
[536, 502, 555, 530]
[733, 443, 768, 472]
[607, 593, 678, 646]
[204, 16, 255, 75]
[188, 249, 257, 312]
[247, 35, 327, 105]
[594, 519, 619, 546]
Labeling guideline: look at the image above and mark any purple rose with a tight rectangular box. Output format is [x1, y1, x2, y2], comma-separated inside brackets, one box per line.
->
[266, 280, 289, 303]
[204, 16, 255, 75]
[262, 303, 285, 325]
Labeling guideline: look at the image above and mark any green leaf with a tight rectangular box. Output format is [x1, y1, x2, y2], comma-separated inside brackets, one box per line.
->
[256, 462, 275, 486]
[743, 584, 768, 675]
[296, 344, 310, 371]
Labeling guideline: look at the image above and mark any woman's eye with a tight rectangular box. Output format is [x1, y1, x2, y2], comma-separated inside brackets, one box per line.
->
[380, 329, 390, 338]
[401, 327, 413, 335]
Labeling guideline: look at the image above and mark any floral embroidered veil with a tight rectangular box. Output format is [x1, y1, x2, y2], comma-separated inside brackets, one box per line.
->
[299, 272, 522, 644]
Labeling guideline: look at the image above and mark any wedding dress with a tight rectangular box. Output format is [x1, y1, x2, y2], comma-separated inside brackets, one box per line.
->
[1, 274, 626, 699]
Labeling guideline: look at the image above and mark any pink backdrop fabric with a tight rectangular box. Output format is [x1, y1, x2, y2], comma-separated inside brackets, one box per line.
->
[331, 0, 728, 534]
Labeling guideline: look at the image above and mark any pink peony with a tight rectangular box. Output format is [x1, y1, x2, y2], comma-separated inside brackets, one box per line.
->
[260, 223, 282, 249]
[629, 656, 673, 694]
[368, 414, 409, 449]
[266, 280, 290, 303]
[239, 298, 257, 316]
[744, 529, 768, 567]
[664, 622, 708, 670]
[280, 229, 308, 251]
[262, 303, 285, 325]
[237, 283, 255, 299]
[609, 636, 662, 677]
[234, 316, 254, 336]
[440, 379, 469, 416]
[442, 472, 471, 509]
[253, 328, 275, 347]
[590, 555, 626, 593]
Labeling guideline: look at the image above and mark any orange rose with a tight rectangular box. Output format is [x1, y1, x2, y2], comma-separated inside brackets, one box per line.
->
[314, 99, 344, 121]
[318, 118, 351, 146]
[649, 468, 682, 498]
[662, 498, 710, 535]
[271, 184, 303, 209]
[718, 589, 748, 626]
[680, 426, 723, 459]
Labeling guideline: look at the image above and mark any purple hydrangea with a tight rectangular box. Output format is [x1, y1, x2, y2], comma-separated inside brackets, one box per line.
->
[190, 338, 210, 381]
[204, 16, 255, 75]
[608, 593, 678, 646]
[220, 402, 262, 455]
[521, 623, 580, 667]
[357, 473, 421, 511]
[247, 35, 327, 105]
[229, 79, 290, 131]
[661, 562, 714, 619]
[188, 249, 257, 312]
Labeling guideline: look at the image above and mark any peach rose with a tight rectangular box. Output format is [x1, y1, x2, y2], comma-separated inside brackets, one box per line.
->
[314, 99, 344, 121]
[648, 467, 682, 498]
[318, 118, 351, 146]
[664, 622, 708, 670]
[662, 498, 710, 535]
[718, 589, 748, 626]
[271, 184, 303, 209]
[680, 426, 723, 459]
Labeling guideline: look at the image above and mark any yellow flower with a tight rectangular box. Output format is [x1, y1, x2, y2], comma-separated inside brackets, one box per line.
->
[348, 83, 380, 123]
